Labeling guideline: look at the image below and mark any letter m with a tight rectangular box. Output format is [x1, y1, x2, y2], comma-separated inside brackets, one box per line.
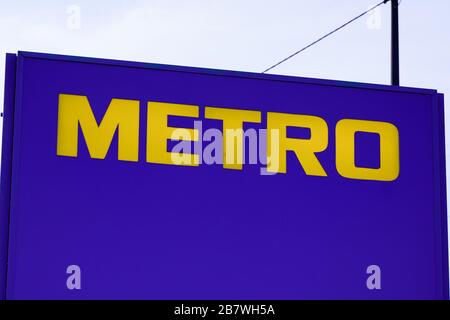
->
[57, 94, 139, 161]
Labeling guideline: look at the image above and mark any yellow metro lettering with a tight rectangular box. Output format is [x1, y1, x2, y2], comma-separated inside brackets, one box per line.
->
[57, 94, 139, 161]
[204, 107, 261, 170]
[335, 119, 399, 182]
[56, 95, 400, 182]
[267, 112, 328, 176]
[147, 101, 199, 166]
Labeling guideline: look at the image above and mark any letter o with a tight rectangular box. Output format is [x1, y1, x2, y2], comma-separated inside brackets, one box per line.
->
[336, 119, 399, 182]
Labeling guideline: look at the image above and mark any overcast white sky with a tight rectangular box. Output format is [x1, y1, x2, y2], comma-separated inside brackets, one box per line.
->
[0, 0, 449, 241]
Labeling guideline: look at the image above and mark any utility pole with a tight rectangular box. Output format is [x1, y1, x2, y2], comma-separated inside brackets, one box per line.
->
[391, 0, 400, 85]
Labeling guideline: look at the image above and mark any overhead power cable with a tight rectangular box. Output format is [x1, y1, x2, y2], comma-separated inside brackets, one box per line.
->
[262, 0, 391, 73]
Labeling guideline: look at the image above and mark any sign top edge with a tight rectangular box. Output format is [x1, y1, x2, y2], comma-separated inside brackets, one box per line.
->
[14, 51, 439, 96]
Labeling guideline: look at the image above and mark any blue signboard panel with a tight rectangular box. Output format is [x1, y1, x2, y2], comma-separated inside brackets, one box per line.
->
[0, 51, 448, 299]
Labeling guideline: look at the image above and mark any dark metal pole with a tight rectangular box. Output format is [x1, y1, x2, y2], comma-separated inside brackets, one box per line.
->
[391, 0, 400, 85]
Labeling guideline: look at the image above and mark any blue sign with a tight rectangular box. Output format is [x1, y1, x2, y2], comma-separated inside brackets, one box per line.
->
[0, 52, 448, 299]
